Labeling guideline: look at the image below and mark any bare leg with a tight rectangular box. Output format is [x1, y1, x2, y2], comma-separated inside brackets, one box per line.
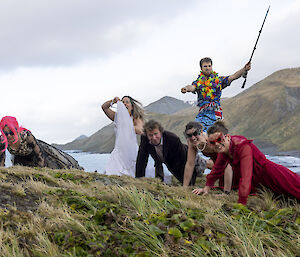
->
[223, 164, 233, 193]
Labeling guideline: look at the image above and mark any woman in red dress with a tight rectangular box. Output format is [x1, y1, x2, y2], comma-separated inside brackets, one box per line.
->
[193, 121, 300, 204]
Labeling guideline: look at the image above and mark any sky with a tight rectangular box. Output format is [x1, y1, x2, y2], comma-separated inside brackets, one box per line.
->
[0, 0, 299, 144]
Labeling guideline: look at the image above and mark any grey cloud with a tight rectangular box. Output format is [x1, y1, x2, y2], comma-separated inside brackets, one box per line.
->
[0, 0, 197, 70]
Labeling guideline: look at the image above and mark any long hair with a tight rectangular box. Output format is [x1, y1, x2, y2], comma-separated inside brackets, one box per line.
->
[0, 116, 29, 152]
[122, 96, 145, 121]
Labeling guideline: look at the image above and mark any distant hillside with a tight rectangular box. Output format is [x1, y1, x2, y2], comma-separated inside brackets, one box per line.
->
[53, 134, 88, 150]
[53, 123, 115, 153]
[145, 96, 192, 114]
[55, 67, 300, 153]
[75, 135, 88, 141]
[222, 67, 300, 151]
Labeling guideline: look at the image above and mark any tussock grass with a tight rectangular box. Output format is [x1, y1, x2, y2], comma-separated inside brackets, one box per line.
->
[0, 181, 13, 189]
[12, 183, 26, 197]
[0, 166, 298, 256]
[31, 232, 61, 257]
[124, 220, 170, 257]
[38, 201, 87, 233]
[25, 177, 53, 194]
[0, 233, 25, 257]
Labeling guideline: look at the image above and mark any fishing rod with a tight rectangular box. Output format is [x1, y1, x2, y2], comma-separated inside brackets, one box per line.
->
[242, 5, 270, 89]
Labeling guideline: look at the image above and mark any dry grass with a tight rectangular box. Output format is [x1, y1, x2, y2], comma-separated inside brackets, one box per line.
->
[0, 166, 298, 256]
[25, 177, 53, 194]
[12, 183, 26, 197]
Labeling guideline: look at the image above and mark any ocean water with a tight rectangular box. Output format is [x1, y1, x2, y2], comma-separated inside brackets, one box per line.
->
[67, 151, 300, 175]
[4, 150, 300, 175]
[65, 150, 174, 177]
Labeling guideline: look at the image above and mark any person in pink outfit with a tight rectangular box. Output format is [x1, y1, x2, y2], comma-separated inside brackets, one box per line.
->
[193, 121, 300, 204]
[0, 116, 83, 169]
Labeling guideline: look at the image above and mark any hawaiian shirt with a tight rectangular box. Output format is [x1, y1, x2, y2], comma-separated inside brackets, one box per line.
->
[192, 71, 230, 107]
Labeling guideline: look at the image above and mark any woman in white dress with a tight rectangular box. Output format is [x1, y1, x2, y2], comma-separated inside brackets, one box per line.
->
[102, 96, 154, 177]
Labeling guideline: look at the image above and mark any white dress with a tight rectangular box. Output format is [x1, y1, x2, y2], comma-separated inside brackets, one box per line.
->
[105, 101, 155, 177]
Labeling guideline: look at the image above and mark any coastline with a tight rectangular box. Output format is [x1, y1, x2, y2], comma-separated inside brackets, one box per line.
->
[253, 139, 300, 158]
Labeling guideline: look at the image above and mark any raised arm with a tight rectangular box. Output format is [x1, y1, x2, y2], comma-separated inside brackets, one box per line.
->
[183, 142, 197, 187]
[228, 62, 251, 84]
[101, 97, 120, 121]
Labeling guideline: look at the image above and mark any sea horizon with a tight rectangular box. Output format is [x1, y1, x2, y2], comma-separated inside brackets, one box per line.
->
[4, 150, 300, 175]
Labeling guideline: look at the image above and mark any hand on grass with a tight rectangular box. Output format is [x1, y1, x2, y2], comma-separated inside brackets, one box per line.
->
[192, 186, 210, 196]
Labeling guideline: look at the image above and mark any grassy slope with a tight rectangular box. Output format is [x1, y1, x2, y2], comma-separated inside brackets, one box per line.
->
[54, 68, 300, 153]
[222, 68, 300, 151]
[0, 166, 299, 256]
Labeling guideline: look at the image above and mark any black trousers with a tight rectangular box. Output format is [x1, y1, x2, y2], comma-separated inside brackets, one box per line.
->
[155, 163, 197, 185]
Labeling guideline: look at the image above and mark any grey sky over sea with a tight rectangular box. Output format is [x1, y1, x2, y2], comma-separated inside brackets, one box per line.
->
[0, 0, 299, 144]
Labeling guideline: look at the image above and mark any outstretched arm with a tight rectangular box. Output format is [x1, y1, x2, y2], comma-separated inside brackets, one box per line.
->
[228, 62, 251, 84]
[181, 85, 196, 94]
[101, 97, 120, 121]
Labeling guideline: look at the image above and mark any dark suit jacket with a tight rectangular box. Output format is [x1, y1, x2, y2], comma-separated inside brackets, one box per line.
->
[135, 131, 196, 184]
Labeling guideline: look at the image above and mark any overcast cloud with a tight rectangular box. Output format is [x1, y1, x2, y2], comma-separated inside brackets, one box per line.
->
[0, 0, 195, 68]
[0, 0, 299, 144]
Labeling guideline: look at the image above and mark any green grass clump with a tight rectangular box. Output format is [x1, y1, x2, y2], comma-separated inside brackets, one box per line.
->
[0, 167, 299, 256]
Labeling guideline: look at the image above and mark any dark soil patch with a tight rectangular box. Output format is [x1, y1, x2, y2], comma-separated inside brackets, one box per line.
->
[0, 186, 40, 212]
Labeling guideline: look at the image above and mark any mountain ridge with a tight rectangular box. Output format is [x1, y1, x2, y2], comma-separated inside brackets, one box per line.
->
[144, 96, 192, 114]
[53, 67, 300, 153]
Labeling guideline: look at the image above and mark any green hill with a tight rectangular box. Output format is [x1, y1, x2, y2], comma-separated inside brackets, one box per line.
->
[222, 67, 300, 151]
[54, 67, 300, 153]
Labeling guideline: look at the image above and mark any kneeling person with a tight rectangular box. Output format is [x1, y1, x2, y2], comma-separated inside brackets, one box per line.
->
[135, 120, 205, 185]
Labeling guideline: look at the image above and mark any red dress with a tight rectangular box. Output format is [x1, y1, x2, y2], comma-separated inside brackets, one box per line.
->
[202, 151, 238, 189]
[206, 135, 300, 204]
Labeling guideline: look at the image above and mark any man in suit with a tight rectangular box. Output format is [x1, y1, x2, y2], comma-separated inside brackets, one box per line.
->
[135, 120, 205, 185]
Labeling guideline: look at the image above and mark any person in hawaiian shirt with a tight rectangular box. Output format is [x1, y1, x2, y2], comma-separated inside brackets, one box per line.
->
[181, 57, 251, 132]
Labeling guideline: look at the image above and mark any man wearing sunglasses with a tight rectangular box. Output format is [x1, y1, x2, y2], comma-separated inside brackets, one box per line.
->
[183, 121, 234, 193]
[136, 120, 206, 185]
[181, 57, 251, 132]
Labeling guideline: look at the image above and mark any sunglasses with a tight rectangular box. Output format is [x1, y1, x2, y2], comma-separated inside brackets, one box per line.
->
[209, 134, 224, 145]
[185, 130, 201, 138]
[4, 130, 14, 136]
